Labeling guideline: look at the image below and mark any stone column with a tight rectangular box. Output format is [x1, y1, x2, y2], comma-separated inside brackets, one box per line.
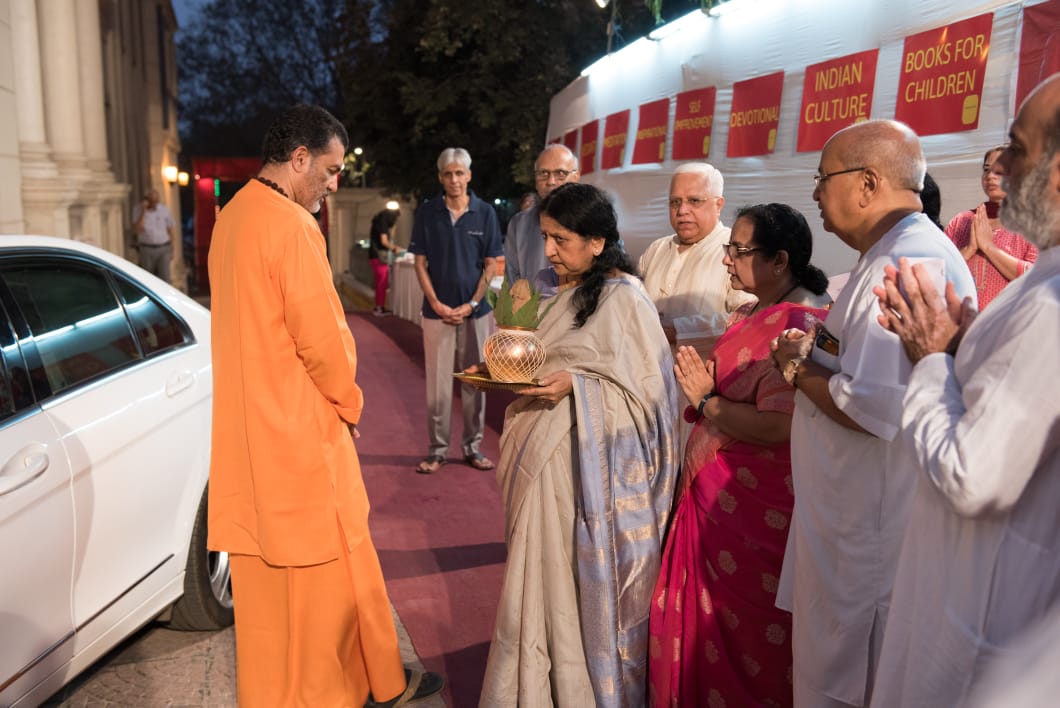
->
[38, 0, 88, 171]
[11, 0, 57, 179]
[75, 0, 111, 174]
[12, 0, 80, 237]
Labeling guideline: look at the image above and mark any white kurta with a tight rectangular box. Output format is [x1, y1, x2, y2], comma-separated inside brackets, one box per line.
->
[638, 222, 755, 355]
[778, 212, 976, 707]
[869, 245, 1060, 707]
[967, 599, 1060, 707]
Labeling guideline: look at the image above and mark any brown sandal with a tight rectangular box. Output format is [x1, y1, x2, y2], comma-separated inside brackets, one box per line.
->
[415, 455, 447, 474]
[464, 453, 495, 471]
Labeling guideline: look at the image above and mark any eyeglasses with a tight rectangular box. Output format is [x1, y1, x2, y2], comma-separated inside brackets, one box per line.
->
[668, 196, 717, 210]
[722, 242, 763, 258]
[535, 168, 576, 181]
[813, 166, 867, 187]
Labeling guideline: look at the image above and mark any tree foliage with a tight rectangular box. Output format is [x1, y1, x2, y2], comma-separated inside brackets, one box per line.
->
[177, 0, 350, 157]
[177, 0, 703, 198]
[337, 0, 704, 199]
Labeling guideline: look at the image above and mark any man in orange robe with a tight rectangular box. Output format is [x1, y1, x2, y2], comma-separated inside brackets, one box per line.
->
[208, 104, 442, 707]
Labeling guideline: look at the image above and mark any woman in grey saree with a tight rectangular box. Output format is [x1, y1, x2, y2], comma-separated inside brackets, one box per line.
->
[477, 184, 681, 707]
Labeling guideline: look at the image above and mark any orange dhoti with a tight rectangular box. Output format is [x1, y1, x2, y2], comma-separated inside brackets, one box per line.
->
[230, 520, 405, 708]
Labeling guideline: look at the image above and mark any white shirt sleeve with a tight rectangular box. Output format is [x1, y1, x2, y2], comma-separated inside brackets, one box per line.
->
[828, 262, 909, 441]
[672, 312, 728, 342]
[901, 296, 1060, 517]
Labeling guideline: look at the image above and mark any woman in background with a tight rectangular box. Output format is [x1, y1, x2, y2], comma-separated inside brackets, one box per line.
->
[649, 203, 831, 708]
[368, 208, 400, 316]
[945, 145, 1038, 308]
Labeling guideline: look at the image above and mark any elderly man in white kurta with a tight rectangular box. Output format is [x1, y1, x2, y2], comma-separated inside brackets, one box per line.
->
[771, 120, 975, 708]
[639, 163, 754, 357]
[869, 73, 1060, 708]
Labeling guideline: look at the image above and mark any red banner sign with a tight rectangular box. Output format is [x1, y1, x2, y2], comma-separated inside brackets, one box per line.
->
[580, 120, 599, 176]
[1017, 0, 1060, 108]
[563, 129, 578, 155]
[895, 14, 993, 136]
[672, 87, 716, 160]
[798, 49, 879, 152]
[601, 110, 630, 170]
[728, 71, 784, 158]
[632, 99, 669, 164]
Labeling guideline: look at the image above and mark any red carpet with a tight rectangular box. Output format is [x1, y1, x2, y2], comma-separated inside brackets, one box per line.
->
[347, 312, 513, 708]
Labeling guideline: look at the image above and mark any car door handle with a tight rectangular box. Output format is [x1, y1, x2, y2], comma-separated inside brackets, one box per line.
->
[166, 370, 195, 397]
[0, 444, 50, 495]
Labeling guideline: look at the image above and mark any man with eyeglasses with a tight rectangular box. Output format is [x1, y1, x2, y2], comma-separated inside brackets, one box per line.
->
[870, 73, 1060, 707]
[771, 119, 974, 708]
[639, 162, 755, 357]
[504, 144, 579, 287]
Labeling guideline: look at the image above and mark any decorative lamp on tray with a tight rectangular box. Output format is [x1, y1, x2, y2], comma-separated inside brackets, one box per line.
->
[481, 278, 555, 384]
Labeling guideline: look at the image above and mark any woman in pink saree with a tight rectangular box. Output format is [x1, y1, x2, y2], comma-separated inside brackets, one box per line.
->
[649, 204, 831, 708]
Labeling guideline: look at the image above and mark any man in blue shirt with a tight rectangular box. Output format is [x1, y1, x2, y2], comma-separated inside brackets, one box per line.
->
[408, 147, 503, 474]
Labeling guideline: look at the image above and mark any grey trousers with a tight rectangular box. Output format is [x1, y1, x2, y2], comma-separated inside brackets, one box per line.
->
[421, 315, 491, 458]
[138, 243, 172, 283]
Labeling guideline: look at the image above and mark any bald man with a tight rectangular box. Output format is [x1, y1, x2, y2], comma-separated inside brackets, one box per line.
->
[504, 144, 579, 287]
[872, 73, 1060, 707]
[771, 120, 975, 707]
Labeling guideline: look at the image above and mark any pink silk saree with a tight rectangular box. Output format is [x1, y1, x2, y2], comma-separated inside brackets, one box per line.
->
[648, 302, 826, 708]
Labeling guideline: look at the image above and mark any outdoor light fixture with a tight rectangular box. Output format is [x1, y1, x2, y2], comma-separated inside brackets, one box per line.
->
[595, 0, 609, 7]
[162, 164, 178, 184]
[385, 200, 400, 210]
[177, 171, 189, 187]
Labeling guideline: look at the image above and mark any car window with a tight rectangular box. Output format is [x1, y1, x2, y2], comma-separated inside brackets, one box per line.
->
[114, 276, 192, 356]
[0, 316, 18, 422]
[2, 262, 141, 395]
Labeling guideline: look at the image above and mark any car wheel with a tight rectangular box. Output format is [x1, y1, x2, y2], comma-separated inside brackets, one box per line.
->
[166, 486, 234, 630]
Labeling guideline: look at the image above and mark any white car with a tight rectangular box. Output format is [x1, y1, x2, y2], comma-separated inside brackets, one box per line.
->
[0, 236, 231, 706]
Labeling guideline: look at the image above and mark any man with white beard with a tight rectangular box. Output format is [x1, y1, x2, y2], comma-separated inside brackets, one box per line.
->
[869, 72, 1060, 706]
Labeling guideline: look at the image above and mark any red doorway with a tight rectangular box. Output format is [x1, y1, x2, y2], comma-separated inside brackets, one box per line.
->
[190, 157, 331, 292]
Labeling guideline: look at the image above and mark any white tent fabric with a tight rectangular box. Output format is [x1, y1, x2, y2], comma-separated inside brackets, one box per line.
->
[546, 0, 1042, 276]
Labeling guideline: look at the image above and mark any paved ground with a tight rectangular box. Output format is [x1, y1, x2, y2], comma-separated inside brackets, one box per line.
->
[44, 608, 445, 707]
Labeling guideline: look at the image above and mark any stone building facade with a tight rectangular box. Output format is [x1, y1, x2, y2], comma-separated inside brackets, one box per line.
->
[0, 0, 183, 285]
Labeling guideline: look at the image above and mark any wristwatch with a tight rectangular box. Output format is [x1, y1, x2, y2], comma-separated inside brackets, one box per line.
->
[697, 391, 717, 418]
[468, 299, 479, 311]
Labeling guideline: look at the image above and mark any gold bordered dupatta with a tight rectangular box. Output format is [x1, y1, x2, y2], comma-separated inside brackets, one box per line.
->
[563, 276, 680, 707]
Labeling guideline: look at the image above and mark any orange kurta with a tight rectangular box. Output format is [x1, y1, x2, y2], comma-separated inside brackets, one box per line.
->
[208, 179, 404, 705]
[207, 178, 369, 564]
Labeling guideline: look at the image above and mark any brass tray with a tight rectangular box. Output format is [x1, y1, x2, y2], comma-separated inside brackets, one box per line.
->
[453, 372, 541, 391]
